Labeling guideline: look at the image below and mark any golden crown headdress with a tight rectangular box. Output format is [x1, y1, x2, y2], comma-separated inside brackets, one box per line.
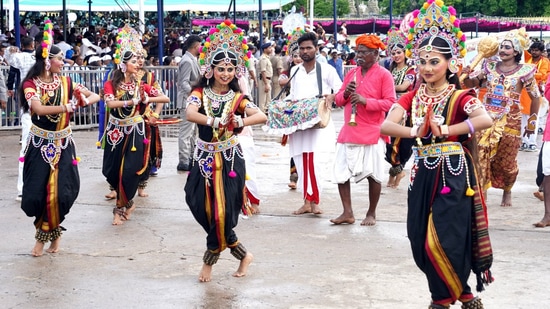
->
[503, 27, 529, 54]
[113, 25, 143, 65]
[386, 27, 407, 52]
[405, 0, 467, 59]
[286, 27, 306, 55]
[199, 20, 251, 79]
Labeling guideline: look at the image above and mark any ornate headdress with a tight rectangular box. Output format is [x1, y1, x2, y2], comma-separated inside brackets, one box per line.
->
[113, 25, 143, 65]
[502, 27, 529, 54]
[405, 0, 467, 60]
[41, 19, 54, 59]
[199, 20, 251, 79]
[386, 27, 407, 52]
[41, 19, 59, 71]
[286, 27, 306, 55]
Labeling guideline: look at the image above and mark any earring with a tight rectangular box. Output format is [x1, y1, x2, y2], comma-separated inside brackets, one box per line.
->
[120, 63, 127, 73]
[205, 69, 213, 79]
[45, 59, 51, 71]
[448, 58, 459, 74]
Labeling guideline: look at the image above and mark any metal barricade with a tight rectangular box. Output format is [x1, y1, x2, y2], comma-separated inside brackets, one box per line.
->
[0, 66, 180, 131]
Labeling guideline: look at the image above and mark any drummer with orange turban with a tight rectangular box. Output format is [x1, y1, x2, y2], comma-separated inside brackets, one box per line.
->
[331, 34, 397, 226]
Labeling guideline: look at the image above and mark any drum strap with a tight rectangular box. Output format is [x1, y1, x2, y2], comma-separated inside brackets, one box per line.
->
[273, 61, 323, 100]
[315, 61, 322, 98]
[274, 68, 299, 100]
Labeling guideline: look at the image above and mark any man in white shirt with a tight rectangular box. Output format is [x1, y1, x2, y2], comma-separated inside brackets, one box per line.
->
[288, 31, 342, 215]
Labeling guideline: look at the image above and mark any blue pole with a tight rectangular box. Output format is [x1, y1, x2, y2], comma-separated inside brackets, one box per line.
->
[333, 0, 337, 49]
[14, 0, 19, 48]
[259, 0, 264, 54]
[389, 0, 393, 29]
[157, 0, 164, 63]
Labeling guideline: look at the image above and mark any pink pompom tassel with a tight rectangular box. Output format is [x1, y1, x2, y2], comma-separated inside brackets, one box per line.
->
[19, 157, 25, 163]
[228, 170, 237, 178]
[440, 186, 451, 194]
[72, 159, 78, 166]
[143, 138, 150, 144]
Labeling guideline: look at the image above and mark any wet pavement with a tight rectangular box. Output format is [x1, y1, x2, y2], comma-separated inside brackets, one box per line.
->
[1, 109, 549, 308]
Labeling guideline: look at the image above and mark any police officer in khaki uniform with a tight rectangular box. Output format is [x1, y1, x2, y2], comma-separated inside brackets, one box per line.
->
[258, 42, 274, 112]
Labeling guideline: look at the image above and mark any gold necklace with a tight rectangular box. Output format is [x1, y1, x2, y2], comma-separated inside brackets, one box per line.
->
[426, 82, 449, 94]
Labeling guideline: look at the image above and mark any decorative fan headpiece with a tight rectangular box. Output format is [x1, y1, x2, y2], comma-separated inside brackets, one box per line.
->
[386, 27, 407, 52]
[113, 25, 143, 65]
[405, 0, 467, 60]
[199, 20, 251, 79]
[41, 19, 62, 71]
[286, 27, 306, 55]
[503, 27, 529, 54]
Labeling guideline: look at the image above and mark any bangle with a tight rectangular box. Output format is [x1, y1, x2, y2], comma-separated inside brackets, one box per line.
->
[410, 125, 418, 137]
[206, 116, 213, 126]
[235, 116, 244, 128]
[151, 112, 160, 119]
[440, 124, 449, 137]
[123, 100, 128, 108]
[465, 119, 474, 135]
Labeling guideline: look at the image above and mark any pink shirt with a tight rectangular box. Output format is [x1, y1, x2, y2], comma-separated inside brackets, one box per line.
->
[334, 64, 396, 144]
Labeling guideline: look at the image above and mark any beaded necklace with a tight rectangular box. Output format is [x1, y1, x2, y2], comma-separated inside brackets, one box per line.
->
[33, 76, 63, 123]
[203, 87, 235, 140]
[392, 65, 409, 86]
[204, 87, 235, 113]
[411, 83, 455, 145]
[119, 81, 136, 95]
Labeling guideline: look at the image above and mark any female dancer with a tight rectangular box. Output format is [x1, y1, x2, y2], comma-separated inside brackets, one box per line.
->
[385, 27, 417, 188]
[184, 20, 266, 282]
[381, 1, 493, 308]
[102, 30, 164, 225]
[21, 21, 99, 256]
[135, 48, 169, 193]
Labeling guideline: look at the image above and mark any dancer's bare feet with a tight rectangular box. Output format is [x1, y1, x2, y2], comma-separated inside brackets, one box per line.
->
[288, 181, 297, 189]
[360, 214, 376, 226]
[31, 241, 45, 257]
[293, 204, 312, 215]
[199, 264, 213, 282]
[112, 207, 126, 225]
[138, 188, 149, 197]
[500, 191, 512, 207]
[105, 190, 116, 200]
[124, 202, 136, 220]
[233, 252, 253, 278]
[534, 191, 544, 201]
[330, 213, 355, 225]
[393, 171, 406, 188]
[250, 204, 260, 214]
[46, 237, 61, 253]
[387, 175, 395, 188]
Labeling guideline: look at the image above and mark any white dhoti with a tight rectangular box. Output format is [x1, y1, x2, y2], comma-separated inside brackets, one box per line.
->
[333, 138, 386, 184]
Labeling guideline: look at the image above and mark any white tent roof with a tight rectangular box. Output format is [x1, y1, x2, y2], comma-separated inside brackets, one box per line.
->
[16, 0, 293, 12]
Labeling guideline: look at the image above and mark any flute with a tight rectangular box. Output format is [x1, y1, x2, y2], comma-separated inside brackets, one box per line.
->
[348, 73, 357, 126]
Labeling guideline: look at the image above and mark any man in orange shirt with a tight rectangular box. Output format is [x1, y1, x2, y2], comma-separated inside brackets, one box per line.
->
[520, 41, 549, 151]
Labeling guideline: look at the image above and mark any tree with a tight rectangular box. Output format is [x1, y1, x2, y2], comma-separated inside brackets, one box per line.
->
[282, 0, 350, 18]
[379, 0, 550, 17]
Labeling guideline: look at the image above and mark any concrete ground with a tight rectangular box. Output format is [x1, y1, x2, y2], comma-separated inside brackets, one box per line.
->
[1, 109, 549, 308]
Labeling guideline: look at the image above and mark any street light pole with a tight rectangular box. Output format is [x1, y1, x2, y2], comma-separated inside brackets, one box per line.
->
[88, 0, 92, 28]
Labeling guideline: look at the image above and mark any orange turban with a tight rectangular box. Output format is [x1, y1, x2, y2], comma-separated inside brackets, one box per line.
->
[355, 34, 386, 51]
